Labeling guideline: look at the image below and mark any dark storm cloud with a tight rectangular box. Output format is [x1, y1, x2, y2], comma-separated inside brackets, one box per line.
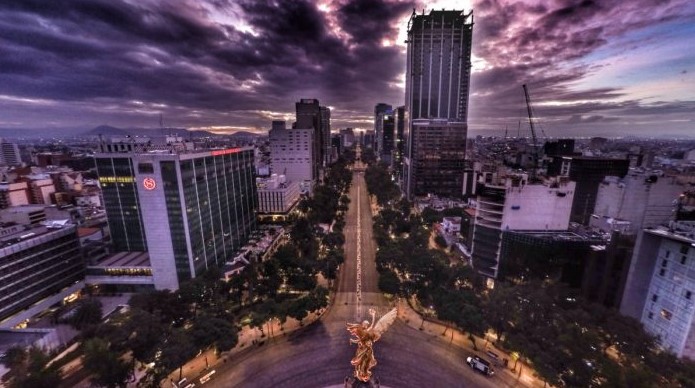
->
[468, 0, 695, 135]
[338, 0, 412, 43]
[0, 0, 417, 131]
[0, 0, 693, 135]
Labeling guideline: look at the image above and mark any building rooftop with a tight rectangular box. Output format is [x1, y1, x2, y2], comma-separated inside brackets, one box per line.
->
[645, 221, 695, 243]
[0, 224, 75, 249]
[90, 251, 151, 268]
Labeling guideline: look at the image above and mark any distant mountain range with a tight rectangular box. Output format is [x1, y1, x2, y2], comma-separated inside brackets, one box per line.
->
[0, 125, 262, 139]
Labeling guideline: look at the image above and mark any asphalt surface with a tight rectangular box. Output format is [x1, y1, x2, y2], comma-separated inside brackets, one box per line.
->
[207, 169, 521, 388]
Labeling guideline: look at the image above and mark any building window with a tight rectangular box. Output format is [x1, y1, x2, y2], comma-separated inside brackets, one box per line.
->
[662, 259, 668, 267]
[659, 268, 666, 276]
[652, 294, 658, 302]
[665, 250, 671, 258]
[680, 245, 689, 255]
[681, 256, 687, 265]
[648, 312, 654, 319]
[138, 163, 154, 173]
[686, 291, 692, 300]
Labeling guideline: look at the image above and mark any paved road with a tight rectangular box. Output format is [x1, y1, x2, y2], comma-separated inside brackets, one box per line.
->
[208, 170, 520, 388]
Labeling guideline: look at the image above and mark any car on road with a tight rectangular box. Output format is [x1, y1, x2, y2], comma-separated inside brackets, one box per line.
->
[199, 369, 216, 384]
[466, 356, 494, 376]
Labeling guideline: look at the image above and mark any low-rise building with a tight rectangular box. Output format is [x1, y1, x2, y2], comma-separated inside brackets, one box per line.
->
[256, 174, 300, 219]
[442, 217, 462, 234]
[0, 223, 84, 327]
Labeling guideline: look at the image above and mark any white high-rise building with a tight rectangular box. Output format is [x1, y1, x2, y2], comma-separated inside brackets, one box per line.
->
[269, 120, 313, 192]
[471, 174, 575, 278]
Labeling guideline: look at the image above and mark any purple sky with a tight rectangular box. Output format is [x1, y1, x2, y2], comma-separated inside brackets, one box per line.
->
[0, 0, 693, 137]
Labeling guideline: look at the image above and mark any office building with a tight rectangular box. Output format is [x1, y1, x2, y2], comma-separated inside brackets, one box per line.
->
[375, 108, 395, 164]
[96, 146, 257, 290]
[543, 139, 576, 157]
[621, 222, 695, 359]
[0, 223, 84, 326]
[363, 130, 375, 149]
[374, 103, 392, 150]
[256, 174, 300, 219]
[591, 171, 685, 234]
[393, 106, 406, 178]
[548, 156, 630, 225]
[295, 99, 331, 175]
[471, 174, 575, 278]
[340, 128, 356, 149]
[96, 157, 148, 252]
[0, 182, 30, 209]
[0, 139, 22, 167]
[406, 119, 468, 198]
[269, 120, 314, 191]
[403, 9, 473, 199]
[582, 232, 635, 308]
[320, 105, 332, 166]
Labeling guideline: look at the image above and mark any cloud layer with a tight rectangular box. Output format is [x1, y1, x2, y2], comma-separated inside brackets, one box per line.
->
[0, 0, 693, 137]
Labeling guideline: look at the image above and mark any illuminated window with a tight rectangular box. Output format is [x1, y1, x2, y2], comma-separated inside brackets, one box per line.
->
[660, 309, 672, 320]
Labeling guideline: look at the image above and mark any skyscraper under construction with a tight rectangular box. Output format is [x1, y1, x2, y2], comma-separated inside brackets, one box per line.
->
[403, 9, 473, 199]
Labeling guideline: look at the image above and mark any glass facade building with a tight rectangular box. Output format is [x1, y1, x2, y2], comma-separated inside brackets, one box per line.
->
[96, 157, 147, 252]
[0, 225, 83, 322]
[404, 10, 473, 199]
[96, 147, 257, 290]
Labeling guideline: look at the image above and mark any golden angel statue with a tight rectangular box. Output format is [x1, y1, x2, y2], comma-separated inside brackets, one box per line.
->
[346, 307, 398, 382]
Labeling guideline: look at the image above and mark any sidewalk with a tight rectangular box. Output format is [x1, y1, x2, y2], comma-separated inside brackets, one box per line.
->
[396, 299, 546, 388]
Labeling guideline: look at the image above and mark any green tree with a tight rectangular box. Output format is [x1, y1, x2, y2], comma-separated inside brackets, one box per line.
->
[5, 347, 62, 388]
[190, 316, 238, 353]
[82, 338, 132, 388]
[124, 309, 168, 363]
[377, 268, 401, 295]
[68, 298, 103, 330]
[1, 346, 26, 371]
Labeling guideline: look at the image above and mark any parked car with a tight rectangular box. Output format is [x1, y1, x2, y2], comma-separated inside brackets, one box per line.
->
[466, 356, 495, 376]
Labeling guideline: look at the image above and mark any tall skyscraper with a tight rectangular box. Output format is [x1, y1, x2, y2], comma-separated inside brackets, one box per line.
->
[375, 108, 395, 164]
[320, 106, 332, 166]
[403, 9, 473, 199]
[96, 145, 257, 290]
[295, 99, 331, 176]
[374, 103, 392, 151]
[393, 106, 406, 179]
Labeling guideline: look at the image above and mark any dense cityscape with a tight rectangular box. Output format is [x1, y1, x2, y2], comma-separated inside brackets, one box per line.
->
[1, 1, 695, 388]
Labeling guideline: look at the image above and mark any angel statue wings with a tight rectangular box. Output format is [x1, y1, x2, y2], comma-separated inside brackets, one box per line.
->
[346, 307, 398, 382]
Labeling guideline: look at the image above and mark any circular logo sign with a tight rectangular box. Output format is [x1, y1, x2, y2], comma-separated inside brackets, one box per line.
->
[143, 177, 156, 190]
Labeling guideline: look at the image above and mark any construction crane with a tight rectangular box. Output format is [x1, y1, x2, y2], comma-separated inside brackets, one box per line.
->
[522, 84, 540, 182]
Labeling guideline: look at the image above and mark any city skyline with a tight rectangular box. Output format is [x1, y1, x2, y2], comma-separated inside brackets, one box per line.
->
[0, 0, 694, 137]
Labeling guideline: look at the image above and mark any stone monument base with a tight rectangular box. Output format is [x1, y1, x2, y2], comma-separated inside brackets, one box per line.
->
[344, 375, 380, 388]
